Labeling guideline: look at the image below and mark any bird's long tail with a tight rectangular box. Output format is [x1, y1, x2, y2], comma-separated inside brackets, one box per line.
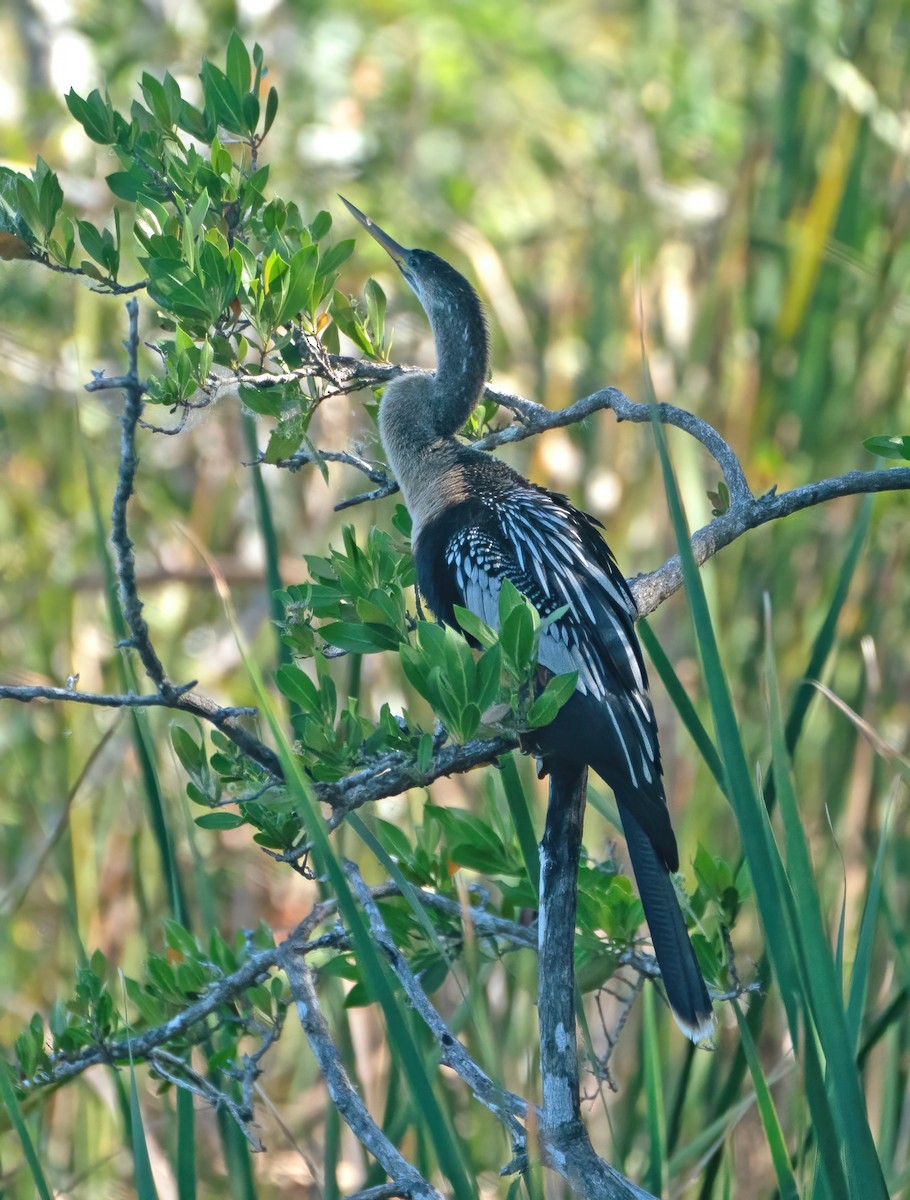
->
[618, 801, 714, 1042]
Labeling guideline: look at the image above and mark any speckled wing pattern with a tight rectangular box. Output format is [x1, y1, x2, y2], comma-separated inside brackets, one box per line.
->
[440, 483, 661, 794]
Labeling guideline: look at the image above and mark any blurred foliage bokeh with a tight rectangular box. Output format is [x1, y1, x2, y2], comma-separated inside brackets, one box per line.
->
[1, 0, 909, 1196]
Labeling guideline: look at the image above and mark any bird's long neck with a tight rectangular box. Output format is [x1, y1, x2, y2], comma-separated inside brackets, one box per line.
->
[422, 280, 489, 438]
[378, 265, 489, 538]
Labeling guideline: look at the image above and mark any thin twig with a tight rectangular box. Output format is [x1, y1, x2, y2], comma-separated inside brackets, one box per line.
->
[475, 385, 753, 507]
[108, 299, 173, 696]
[33, 253, 148, 294]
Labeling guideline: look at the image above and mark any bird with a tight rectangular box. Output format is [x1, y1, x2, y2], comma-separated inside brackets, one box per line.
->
[340, 195, 713, 1042]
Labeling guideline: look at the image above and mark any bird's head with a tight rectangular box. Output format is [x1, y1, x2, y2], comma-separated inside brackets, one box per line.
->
[339, 196, 480, 328]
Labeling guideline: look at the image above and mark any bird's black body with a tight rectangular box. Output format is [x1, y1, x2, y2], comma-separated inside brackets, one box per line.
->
[341, 196, 713, 1040]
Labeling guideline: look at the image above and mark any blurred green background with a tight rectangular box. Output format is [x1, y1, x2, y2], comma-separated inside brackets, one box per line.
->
[1, 0, 908, 1196]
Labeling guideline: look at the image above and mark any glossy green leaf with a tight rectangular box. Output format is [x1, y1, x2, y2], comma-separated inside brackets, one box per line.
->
[862, 435, 910, 461]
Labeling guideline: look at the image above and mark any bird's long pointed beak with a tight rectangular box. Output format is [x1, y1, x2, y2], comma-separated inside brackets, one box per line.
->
[339, 195, 409, 266]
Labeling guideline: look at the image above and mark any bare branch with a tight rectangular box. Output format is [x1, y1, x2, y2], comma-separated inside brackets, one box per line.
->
[345, 862, 531, 1144]
[317, 735, 517, 827]
[61, 300, 285, 779]
[32, 252, 148, 295]
[537, 765, 657, 1200]
[0, 682, 197, 709]
[24, 943, 281, 1092]
[629, 466, 910, 617]
[245, 363, 908, 614]
[108, 299, 172, 696]
[280, 946, 445, 1200]
[147, 1048, 263, 1150]
[476, 385, 753, 507]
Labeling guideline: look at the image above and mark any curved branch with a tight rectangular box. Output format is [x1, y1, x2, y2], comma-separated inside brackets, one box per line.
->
[630, 467, 910, 617]
[317, 735, 517, 826]
[281, 948, 445, 1200]
[476, 385, 753, 507]
[345, 863, 530, 1143]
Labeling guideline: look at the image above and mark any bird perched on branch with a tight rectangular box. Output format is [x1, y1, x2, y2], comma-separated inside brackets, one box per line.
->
[341, 196, 713, 1041]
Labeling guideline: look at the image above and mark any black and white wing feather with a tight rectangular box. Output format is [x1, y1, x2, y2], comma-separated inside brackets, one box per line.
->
[418, 481, 667, 842]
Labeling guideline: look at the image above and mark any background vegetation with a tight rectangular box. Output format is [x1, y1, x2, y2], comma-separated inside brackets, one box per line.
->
[1, 1, 908, 1197]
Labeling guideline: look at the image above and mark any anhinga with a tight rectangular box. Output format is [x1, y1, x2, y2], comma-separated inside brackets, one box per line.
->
[341, 196, 713, 1042]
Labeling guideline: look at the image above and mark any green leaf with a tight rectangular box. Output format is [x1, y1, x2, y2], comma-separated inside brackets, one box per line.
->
[225, 31, 252, 98]
[365, 277, 387, 338]
[263, 86, 279, 137]
[308, 210, 332, 242]
[276, 244, 318, 325]
[526, 671, 578, 727]
[65, 88, 115, 144]
[863, 434, 910, 461]
[171, 725, 203, 774]
[186, 188, 211, 235]
[238, 382, 286, 418]
[275, 664, 321, 710]
[374, 818, 414, 863]
[242, 93, 260, 136]
[76, 220, 107, 265]
[105, 170, 150, 203]
[194, 811, 245, 830]
[317, 238, 355, 280]
[0, 167, 37, 248]
[474, 643, 503, 712]
[320, 621, 402, 653]
[263, 411, 309, 462]
[14, 176, 42, 241]
[453, 604, 498, 649]
[163, 919, 198, 959]
[199, 61, 246, 134]
[36, 160, 63, 238]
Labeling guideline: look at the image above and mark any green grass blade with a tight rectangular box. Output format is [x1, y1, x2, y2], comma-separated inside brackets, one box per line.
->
[499, 753, 540, 898]
[732, 1001, 800, 1200]
[325, 1099, 341, 1200]
[0, 1065, 54, 1200]
[700, 494, 875, 1194]
[128, 1059, 161, 1200]
[638, 618, 726, 793]
[176, 1087, 196, 1200]
[644, 379, 858, 1197]
[783, 494, 872, 754]
[765, 601, 887, 1198]
[642, 986, 667, 1197]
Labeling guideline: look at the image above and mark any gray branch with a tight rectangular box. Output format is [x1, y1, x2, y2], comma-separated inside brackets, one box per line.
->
[280, 946, 445, 1200]
[629, 466, 910, 617]
[537, 767, 655, 1200]
[476, 384, 753, 507]
[345, 863, 660, 1198]
[345, 863, 530, 1144]
[250, 358, 908, 615]
[317, 735, 517, 826]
